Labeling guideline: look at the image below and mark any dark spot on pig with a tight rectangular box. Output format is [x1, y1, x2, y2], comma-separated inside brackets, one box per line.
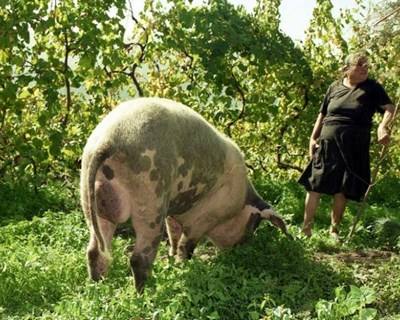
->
[185, 239, 196, 259]
[87, 248, 98, 261]
[139, 155, 151, 172]
[178, 162, 191, 177]
[102, 165, 114, 180]
[127, 149, 152, 174]
[150, 169, 160, 181]
[152, 235, 162, 248]
[150, 222, 156, 229]
[87, 248, 102, 281]
[178, 239, 196, 259]
[183, 226, 191, 235]
[96, 182, 120, 223]
[143, 246, 152, 255]
[155, 182, 164, 197]
[168, 189, 200, 215]
[130, 253, 150, 294]
[97, 146, 116, 164]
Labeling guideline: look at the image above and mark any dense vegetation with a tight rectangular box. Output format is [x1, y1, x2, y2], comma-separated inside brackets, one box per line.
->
[0, 0, 399, 319]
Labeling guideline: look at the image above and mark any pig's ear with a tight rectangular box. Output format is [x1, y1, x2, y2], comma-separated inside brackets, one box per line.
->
[260, 209, 292, 239]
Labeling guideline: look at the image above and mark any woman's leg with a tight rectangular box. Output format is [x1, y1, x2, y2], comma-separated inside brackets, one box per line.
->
[302, 191, 321, 237]
[330, 192, 347, 237]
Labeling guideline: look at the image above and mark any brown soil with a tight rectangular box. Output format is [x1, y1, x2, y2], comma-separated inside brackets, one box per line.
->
[314, 249, 395, 265]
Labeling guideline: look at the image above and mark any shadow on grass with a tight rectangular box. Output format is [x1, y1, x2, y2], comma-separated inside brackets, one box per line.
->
[172, 225, 355, 319]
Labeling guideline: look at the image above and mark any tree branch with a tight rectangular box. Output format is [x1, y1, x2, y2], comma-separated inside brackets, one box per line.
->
[274, 86, 309, 171]
[226, 70, 246, 136]
[127, 0, 146, 32]
[128, 63, 144, 97]
[62, 28, 72, 129]
[182, 49, 195, 85]
[373, 6, 400, 26]
[275, 145, 303, 172]
[125, 17, 149, 97]
[280, 86, 309, 137]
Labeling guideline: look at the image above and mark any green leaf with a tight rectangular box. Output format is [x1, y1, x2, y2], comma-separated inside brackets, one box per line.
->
[207, 311, 220, 320]
[249, 311, 259, 320]
[360, 286, 376, 305]
[20, 24, 30, 44]
[315, 300, 333, 319]
[49, 131, 63, 157]
[358, 308, 377, 320]
[349, 285, 363, 301]
[79, 54, 94, 69]
[38, 114, 48, 127]
[32, 137, 43, 149]
[0, 49, 8, 63]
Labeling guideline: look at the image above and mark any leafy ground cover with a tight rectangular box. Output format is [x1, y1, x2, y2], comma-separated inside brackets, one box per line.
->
[1, 181, 399, 319]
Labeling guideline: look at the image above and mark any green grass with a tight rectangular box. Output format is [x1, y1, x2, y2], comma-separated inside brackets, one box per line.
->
[1, 182, 400, 319]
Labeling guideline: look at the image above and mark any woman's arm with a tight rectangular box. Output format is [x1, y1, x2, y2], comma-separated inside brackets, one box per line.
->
[378, 104, 395, 145]
[309, 113, 325, 159]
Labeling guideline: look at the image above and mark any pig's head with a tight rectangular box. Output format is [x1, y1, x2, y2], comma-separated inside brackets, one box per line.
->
[244, 182, 288, 235]
[206, 180, 290, 248]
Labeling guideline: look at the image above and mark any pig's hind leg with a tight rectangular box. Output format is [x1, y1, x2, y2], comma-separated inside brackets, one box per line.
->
[129, 196, 168, 293]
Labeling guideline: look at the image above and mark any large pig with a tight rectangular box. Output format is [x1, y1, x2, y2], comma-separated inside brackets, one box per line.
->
[80, 97, 288, 293]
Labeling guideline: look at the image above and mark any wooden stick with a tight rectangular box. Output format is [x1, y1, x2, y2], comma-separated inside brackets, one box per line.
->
[346, 101, 399, 241]
[373, 6, 400, 27]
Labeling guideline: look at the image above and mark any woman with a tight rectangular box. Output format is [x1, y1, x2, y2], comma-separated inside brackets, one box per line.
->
[298, 52, 395, 238]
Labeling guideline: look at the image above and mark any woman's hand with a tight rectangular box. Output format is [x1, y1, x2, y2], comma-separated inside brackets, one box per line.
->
[378, 104, 395, 145]
[309, 138, 319, 159]
[308, 113, 324, 159]
[377, 125, 390, 145]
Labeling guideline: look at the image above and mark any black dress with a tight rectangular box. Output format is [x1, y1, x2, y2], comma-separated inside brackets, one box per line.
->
[298, 78, 392, 201]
